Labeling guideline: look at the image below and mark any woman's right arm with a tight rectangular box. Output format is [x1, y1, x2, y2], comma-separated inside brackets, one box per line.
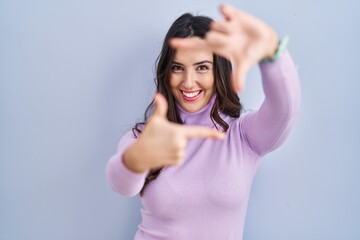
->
[105, 131, 150, 197]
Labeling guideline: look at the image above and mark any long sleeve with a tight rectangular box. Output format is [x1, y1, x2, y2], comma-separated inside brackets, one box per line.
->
[105, 131, 149, 197]
[240, 50, 301, 156]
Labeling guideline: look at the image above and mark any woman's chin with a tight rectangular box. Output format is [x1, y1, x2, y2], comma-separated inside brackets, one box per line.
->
[179, 99, 206, 113]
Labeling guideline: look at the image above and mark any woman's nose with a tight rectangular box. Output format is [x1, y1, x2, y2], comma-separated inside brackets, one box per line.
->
[182, 71, 196, 89]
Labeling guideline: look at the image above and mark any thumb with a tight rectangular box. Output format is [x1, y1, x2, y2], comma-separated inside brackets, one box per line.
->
[153, 93, 168, 118]
[231, 60, 249, 93]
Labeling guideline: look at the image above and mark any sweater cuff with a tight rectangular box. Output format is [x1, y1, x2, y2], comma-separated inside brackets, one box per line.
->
[259, 49, 291, 73]
[106, 152, 149, 196]
[260, 35, 290, 63]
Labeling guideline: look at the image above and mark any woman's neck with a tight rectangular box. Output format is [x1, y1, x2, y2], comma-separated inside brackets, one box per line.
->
[175, 94, 217, 127]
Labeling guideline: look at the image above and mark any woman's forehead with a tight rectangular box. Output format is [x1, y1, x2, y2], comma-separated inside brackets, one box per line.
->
[173, 48, 213, 64]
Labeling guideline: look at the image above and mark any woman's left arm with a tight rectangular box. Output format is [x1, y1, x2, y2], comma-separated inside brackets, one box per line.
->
[241, 49, 301, 156]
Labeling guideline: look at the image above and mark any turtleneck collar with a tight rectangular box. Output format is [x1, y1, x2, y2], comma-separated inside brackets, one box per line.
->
[175, 94, 217, 127]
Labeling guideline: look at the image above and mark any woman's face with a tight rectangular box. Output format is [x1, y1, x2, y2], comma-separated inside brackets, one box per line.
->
[169, 46, 215, 113]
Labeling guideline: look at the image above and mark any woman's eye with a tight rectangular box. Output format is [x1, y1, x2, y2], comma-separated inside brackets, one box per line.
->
[171, 65, 183, 72]
[197, 65, 209, 72]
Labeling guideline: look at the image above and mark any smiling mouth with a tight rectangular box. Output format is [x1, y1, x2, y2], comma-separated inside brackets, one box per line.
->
[180, 90, 202, 102]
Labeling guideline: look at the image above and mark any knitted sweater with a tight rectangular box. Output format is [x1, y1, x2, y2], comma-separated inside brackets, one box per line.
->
[106, 50, 301, 240]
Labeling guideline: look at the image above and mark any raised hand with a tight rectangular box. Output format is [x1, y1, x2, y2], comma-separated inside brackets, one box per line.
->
[170, 3, 278, 92]
[123, 93, 225, 173]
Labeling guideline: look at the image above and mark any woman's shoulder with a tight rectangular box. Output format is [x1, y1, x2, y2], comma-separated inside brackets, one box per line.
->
[116, 126, 143, 152]
[226, 109, 255, 130]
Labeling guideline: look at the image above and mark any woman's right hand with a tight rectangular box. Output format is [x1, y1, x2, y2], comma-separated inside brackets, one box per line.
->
[123, 93, 225, 173]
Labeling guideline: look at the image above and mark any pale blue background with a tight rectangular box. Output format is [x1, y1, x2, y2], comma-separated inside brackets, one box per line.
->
[1, 0, 359, 239]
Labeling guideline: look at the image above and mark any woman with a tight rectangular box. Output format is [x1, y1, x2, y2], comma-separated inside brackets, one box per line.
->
[106, 4, 301, 240]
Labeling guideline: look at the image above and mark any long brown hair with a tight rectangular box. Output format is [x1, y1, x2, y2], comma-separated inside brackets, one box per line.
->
[132, 13, 243, 197]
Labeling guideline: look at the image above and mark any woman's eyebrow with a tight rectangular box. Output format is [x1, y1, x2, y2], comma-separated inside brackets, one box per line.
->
[172, 60, 213, 66]
[172, 61, 184, 66]
[193, 60, 213, 66]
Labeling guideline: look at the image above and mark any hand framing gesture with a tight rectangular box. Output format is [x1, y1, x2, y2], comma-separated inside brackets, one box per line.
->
[170, 4, 279, 92]
[123, 93, 225, 173]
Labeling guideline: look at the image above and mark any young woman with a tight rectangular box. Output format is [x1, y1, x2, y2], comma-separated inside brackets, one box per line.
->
[106, 4, 301, 240]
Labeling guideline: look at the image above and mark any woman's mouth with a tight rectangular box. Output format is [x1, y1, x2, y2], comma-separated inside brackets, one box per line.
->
[180, 90, 202, 102]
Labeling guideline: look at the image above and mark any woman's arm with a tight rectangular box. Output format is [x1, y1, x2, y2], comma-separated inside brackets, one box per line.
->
[240, 49, 301, 156]
[105, 131, 149, 197]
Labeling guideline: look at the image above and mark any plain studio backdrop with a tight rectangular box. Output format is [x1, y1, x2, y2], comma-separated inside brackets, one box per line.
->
[0, 0, 359, 239]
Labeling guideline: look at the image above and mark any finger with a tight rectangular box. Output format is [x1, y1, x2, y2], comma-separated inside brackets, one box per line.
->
[204, 31, 233, 61]
[181, 126, 225, 140]
[219, 3, 239, 21]
[170, 37, 209, 51]
[220, 4, 262, 29]
[153, 93, 168, 118]
[210, 20, 232, 34]
[206, 31, 228, 49]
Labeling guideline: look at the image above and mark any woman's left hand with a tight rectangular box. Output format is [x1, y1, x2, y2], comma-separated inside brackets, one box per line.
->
[170, 3, 278, 93]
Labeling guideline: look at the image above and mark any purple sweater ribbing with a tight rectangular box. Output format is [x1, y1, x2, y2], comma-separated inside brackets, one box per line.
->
[106, 50, 301, 240]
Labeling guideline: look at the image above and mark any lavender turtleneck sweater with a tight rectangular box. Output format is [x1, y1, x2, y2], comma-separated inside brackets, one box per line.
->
[106, 50, 301, 240]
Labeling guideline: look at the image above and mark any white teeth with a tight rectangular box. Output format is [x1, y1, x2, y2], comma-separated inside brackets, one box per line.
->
[181, 90, 201, 98]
